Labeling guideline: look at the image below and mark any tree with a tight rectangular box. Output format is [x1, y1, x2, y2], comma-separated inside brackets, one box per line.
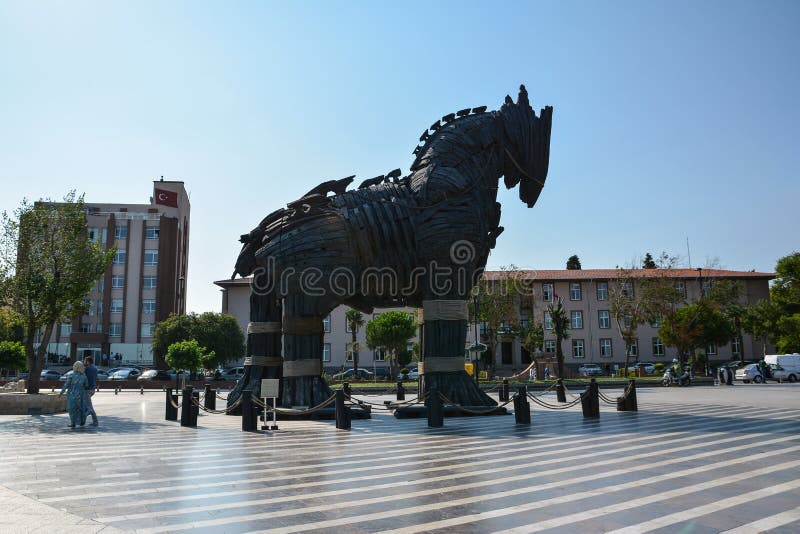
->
[0, 192, 114, 394]
[470, 265, 530, 370]
[164, 339, 209, 373]
[610, 269, 650, 375]
[566, 255, 582, 270]
[0, 340, 26, 378]
[776, 314, 800, 353]
[365, 310, 416, 379]
[152, 312, 244, 369]
[547, 296, 570, 378]
[0, 307, 23, 342]
[743, 299, 782, 357]
[344, 308, 364, 377]
[518, 320, 544, 376]
[659, 302, 734, 365]
[642, 253, 657, 269]
[771, 252, 800, 315]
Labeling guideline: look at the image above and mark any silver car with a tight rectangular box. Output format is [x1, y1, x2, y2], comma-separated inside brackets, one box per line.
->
[735, 364, 765, 383]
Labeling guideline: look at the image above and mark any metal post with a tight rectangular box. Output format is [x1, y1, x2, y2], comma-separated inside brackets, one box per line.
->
[396, 381, 405, 401]
[204, 383, 216, 410]
[165, 388, 178, 421]
[342, 382, 351, 399]
[241, 391, 257, 432]
[556, 378, 566, 403]
[426, 386, 444, 428]
[335, 389, 351, 430]
[581, 378, 600, 418]
[180, 386, 196, 427]
[500, 378, 509, 402]
[514, 386, 531, 425]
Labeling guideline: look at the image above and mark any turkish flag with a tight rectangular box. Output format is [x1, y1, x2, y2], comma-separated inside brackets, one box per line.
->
[155, 188, 178, 208]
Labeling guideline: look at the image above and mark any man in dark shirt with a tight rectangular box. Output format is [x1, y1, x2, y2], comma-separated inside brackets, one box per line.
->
[84, 357, 99, 426]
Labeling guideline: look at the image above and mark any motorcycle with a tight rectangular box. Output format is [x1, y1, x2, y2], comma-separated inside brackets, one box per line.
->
[662, 366, 691, 387]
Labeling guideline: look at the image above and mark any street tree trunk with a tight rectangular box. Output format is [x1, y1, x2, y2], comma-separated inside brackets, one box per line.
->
[24, 321, 54, 394]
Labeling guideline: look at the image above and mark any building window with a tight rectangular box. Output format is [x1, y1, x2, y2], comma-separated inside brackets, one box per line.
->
[375, 348, 386, 361]
[110, 299, 123, 313]
[140, 323, 154, 337]
[322, 314, 331, 333]
[706, 344, 717, 355]
[651, 314, 661, 328]
[519, 316, 529, 329]
[87, 227, 99, 242]
[80, 323, 93, 333]
[627, 339, 638, 357]
[569, 283, 582, 301]
[114, 226, 127, 240]
[322, 343, 331, 362]
[345, 342, 355, 362]
[702, 280, 712, 298]
[544, 340, 556, 353]
[142, 276, 157, 290]
[732, 337, 741, 356]
[675, 281, 686, 298]
[109, 323, 122, 337]
[623, 312, 633, 329]
[345, 317, 359, 333]
[598, 310, 610, 329]
[111, 275, 125, 289]
[113, 250, 126, 264]
[97, 278, 104, 292]
[60, 323, 72, 337]
[570, 310, 583, 329]
[542, 283, 553, 302]
[600, 338, 613, 358]
[84, 298, 93, 316]
[572, 339, 585, 358]
[622, 282, 634, 298]
[479, 321, 488, 336]
[141, 299, 156, 314]
[596, 282, 608, 301]
[96, 300, 103, 315]
[101, 227, 107, 244]
[652, 337, 665, 357]
[145, 226, 159, 239]
[544, 311, 553, 330]
[144, 250, 158, 266]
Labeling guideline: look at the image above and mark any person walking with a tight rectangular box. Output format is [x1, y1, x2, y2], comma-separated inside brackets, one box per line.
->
[83, 356, 99, 426]
[59, 361, 88, 428]
[758, 358, 768, 383]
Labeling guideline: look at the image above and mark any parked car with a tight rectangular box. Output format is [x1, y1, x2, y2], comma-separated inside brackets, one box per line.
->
[578, 364, 604, 377]
[59, 370, 75, 381]
[220, 367, 245, 381]
[40, 370, 61, 381]
[96, 370, 110, 381]
[397, 368, 419, 381]
[137, 369, 173, 381]
[332, 368, 374, 380]
[109, 368, 141, 380]
[735, 363, 764, 383]
[768, 364, 798, 383]
[627, 363, 655, 374]
[372, 367, 392, 379]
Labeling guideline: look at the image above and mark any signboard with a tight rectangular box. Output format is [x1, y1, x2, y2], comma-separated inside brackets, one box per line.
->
[260, 379, 280, 399]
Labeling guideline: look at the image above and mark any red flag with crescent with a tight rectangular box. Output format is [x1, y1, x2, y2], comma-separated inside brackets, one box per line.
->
[155, 188, 178, 208]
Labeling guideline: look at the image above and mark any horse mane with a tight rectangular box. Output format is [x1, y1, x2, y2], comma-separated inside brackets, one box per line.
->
[410, 106, 494, 172]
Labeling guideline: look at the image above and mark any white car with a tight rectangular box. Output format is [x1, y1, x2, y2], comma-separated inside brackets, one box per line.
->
[109, 368, 141, 380]
[770, 364, 798, 383]
[578, 364, 603, 377]
[397, 368, 419, 381]
[735, 364, 764, 383]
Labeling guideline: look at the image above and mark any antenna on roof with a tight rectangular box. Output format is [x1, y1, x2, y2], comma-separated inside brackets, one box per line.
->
[160, 176, 164, 182]
[686, 237, 692, 268]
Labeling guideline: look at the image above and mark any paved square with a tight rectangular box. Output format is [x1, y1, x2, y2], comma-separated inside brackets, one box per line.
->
[1, 384, 799, 533]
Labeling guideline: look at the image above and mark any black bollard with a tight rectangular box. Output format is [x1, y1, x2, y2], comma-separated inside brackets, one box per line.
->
[192, 390, 200, 422]
[140, 386, 144, 395]
[514, 386, 531, 425]
[396, 381, 405, 401]
[426, 386, 444, 428]
[335, 389, 351, 430]
[617, 379, 638, 412]
[342, 382, 351, 399]
[180, 386, 196, 427]
[165, 388, 178, 421]
[581, 379, 600, 418]
[241, 391, 258, 432]
[556, 378, 566, 403]
[204, 383, 216, 410]
[500, 378, 510, 402]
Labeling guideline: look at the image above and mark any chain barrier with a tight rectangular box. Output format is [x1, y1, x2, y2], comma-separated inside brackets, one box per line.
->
[499, 360, 538, 381]
[560, 382, 580, 400]
[216, 391, 230, 401]
[257, 393, 338, 416]
[527, 381, 558, 397]
[526, 391, 582, 410]
[168, 395, 182, 409]
[188, 394, 243, 414]
[438, 392, 514, 415]
[597, 390, 618, 405]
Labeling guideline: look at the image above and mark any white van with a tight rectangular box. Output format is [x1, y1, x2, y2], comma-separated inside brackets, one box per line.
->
[764, 354, 800, 371]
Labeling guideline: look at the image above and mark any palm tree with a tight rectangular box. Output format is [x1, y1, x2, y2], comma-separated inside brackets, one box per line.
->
[345, 309, 365, 378]
[547, 296, 570, 378]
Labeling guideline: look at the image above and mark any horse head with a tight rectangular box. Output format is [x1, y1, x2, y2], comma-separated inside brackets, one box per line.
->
[498, 85, 553, 208]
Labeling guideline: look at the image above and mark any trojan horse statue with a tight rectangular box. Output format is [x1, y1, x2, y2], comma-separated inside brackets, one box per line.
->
[229, 85, 552, 410]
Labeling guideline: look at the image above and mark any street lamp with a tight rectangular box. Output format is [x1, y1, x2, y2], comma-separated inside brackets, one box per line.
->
[696, 267, 703, 298]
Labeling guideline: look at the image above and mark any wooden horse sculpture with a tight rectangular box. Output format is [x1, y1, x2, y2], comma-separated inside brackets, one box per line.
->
[229, 85, 552, 410]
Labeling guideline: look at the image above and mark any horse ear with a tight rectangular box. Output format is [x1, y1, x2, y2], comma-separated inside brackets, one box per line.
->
[517, 85, 530, 107]
[504, 95, 513, 105]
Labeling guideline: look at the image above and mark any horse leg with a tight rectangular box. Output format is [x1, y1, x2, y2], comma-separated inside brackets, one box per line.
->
[227, 275, 283, 412]
[419, 297, 496, 407]
[281, 293, 334, 409]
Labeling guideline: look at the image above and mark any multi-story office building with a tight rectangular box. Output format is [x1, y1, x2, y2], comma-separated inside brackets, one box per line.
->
[43, 180, 190, 366]
[216, 268, 773, 375]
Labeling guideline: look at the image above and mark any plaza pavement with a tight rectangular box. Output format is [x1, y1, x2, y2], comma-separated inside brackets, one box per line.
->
[1, 383, 799, 533]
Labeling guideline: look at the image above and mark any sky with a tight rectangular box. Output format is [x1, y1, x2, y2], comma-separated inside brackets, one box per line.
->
[1, 1, 798, 313]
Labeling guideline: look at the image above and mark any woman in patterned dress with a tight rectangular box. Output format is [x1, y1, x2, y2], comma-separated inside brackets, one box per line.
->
[59, 360, 88, 428]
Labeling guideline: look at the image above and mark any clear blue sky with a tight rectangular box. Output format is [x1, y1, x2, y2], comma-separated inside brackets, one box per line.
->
[1, 1, 798, 313]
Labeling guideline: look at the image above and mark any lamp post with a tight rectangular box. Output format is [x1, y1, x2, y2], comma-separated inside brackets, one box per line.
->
[696, 267, 703, 298]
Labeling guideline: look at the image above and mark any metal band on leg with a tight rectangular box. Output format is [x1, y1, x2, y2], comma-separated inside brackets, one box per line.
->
[419, 357, 467, 374]
[283, 359, 323, 377]
[247, 322, 282, 334]
[244, 356, 283, 367]
[422, 300, 469, 321]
